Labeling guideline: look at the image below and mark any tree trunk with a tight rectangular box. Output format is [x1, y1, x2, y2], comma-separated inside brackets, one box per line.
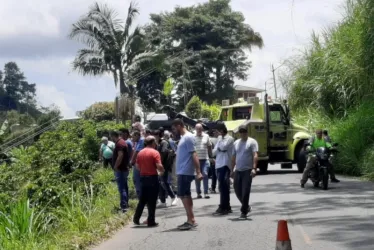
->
[119, 70, 128, 95]
[216, 65, 222, 97]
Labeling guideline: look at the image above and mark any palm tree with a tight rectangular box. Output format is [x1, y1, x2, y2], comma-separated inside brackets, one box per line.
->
[69, 1, 149, 95]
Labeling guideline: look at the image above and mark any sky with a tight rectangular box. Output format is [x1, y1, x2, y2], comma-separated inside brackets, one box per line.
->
[0, 0, 345, 118]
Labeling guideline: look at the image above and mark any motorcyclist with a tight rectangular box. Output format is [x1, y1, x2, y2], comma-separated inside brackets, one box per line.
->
[300, 129, 339, 188]
[322, 130, 340, 183]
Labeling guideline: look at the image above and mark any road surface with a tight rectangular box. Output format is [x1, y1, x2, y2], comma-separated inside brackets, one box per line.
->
[93, 165, 374, 250]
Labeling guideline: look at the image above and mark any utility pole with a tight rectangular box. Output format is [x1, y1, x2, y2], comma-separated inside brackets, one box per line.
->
[271, 64, 278, 99]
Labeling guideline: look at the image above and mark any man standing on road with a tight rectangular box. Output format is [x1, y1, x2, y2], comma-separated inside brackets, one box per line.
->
[194, 123, 213, 199]
[172, 119, 203, 230]
[99, 137, 115, 168]
[133, 136, 164, 227]
[131, 130, 144, 198]
[153, 130, 179, 207]
[110, 131, 130, 213]
[209, 129, 218, 194]
[213, 122, 235, 215]
[119, 128, 133, 164]
[231, 125, 258, 219]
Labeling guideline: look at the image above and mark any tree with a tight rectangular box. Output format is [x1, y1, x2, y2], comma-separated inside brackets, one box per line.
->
[0, 62, 37, 111]
[79, 101, 115, 122]
[142, 0, 263, 107]
[69, 2, 150, 96]
[185, 96, 202, 119]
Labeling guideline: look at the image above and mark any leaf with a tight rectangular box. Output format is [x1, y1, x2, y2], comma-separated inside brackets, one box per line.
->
[163, 78, 173, 96]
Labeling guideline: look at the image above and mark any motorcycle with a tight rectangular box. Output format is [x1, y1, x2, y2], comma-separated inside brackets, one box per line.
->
[305, 142, 338, 190]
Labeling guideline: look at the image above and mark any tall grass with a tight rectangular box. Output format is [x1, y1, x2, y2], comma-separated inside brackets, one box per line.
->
[285, 0, 374, 117]
[0, 169, 136, 250]
[286, 0, 374, 180]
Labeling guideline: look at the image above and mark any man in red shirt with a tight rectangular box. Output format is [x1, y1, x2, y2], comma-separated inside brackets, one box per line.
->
[133, 136, 165, 227]
[110, 131, 130, 213]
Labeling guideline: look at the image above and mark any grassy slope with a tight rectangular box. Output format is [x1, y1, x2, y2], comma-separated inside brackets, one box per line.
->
[0, 169, 136, 250]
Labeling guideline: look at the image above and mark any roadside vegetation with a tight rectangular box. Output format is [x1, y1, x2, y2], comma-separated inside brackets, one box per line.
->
[0, 120, 137, 250]
[283, 0, 374, 180]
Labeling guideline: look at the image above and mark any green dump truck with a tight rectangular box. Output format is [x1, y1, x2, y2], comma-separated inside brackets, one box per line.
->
[219, 94, 310, 173]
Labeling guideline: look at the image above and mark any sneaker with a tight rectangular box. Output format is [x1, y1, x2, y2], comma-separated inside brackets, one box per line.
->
[300, 183, 305, 188]
[240, 213, 248, 219]
[171, 198, 179, 206]
[133, 219, 140, 225]
[147, 222, 159, 227]
[210, 190, 216, 194]
[214, 208, 228, 215]
[197, 194, 203, 199]
[204, 194, 210, 199]
[331, 178, 340, 183]
[157, 203, 167, 208]
[178, 222, 196, 230]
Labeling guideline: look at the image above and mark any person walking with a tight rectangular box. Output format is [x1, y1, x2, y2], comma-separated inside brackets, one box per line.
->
[172, 119, 202, 230]
[131, 130, 144, 199]
[194, 123, 213, 199]
[99, 137, 115, 168]
[208, 129, 218, 194]
[231, 125, 258, 219]
[213, 122, 234, 215]
[152, 130, 179, 207]
[110, 131, 130, 213]
[133, 136, 164, 227]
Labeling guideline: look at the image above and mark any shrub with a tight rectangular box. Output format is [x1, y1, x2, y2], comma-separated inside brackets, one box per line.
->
[79, 102, 115, 122]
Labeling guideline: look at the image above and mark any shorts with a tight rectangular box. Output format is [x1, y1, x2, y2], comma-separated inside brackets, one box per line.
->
[177, 175, 195, 198]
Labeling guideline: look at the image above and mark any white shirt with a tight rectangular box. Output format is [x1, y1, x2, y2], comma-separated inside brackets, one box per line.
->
[213, 135, 235, 169]
[194, 133, 212, 160]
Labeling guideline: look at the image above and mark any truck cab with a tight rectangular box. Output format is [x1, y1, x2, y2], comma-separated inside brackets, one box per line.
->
[219, 95, 310, 173]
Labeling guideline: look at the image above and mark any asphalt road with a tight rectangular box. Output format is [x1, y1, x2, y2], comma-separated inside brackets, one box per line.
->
[93, 165, 374, 250]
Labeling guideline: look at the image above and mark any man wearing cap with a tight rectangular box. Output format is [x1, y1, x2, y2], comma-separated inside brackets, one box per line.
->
[99, 137, 115, 168]
[231, 125, 258, 219]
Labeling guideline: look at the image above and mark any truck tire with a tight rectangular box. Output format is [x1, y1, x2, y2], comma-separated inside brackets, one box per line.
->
[258, 161, 268, 174]
[297, 147, 307, 173]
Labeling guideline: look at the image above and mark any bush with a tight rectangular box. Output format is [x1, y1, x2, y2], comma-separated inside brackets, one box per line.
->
[293, 101, 374, 179]
[185, 96, 221, 120]
[79, 102, 115, 122]
[0, 119, 134, 249]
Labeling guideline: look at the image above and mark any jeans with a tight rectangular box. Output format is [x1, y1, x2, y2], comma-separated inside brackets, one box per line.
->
[159, 171, 176, 203]
[210, 161, 217, 191]
[195, 159, 210, 194]
[133, 176, 159, 225]
[234, 170, 253, 214]
[217, 166, 231, 210]
[115, 171, 129, 209]
[132, 167, 141, 199]
[103, 158, 112, 168]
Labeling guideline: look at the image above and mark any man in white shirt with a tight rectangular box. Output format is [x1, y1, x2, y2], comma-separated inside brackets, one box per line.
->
[231, 125, 258, 219]
[194, 123, 213, 199]
[213, 122, 234, 215]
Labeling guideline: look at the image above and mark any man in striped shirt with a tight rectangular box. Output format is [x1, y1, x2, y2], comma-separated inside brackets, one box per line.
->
[194, 123, 213, 199]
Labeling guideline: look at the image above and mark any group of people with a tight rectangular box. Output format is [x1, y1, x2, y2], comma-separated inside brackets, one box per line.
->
[99, 117, 260, 230]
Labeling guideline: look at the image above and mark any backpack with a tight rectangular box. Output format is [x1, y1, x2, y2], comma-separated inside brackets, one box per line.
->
[159, 139, 175, 172]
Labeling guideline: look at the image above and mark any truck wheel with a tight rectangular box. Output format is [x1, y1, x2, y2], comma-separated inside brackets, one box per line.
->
[297, 147, 307, 173]
[258, 161, 268, 174]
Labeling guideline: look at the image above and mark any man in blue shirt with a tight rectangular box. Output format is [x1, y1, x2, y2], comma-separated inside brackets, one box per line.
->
[172, 119, 202, 230]
[131, 130, 144, 199]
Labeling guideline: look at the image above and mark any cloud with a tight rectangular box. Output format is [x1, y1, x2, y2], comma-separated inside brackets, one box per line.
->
[36, 84, 75, 118]
[0, 0, 345, 116]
